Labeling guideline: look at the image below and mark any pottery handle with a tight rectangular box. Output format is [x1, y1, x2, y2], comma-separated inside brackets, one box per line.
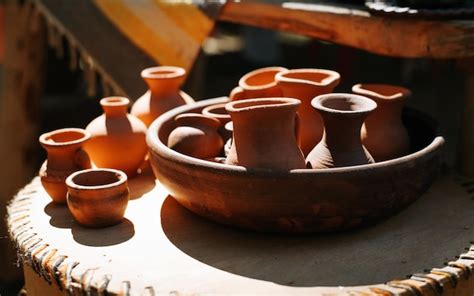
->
[74, 149, 92, 169]
[229, 86, 245, 101]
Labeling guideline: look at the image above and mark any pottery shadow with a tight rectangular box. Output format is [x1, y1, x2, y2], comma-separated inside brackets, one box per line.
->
[44, 202, 76, 229]
[160, 193, 474, 288]
[128, 162, 156, 200]
[71, 218, 135, 247]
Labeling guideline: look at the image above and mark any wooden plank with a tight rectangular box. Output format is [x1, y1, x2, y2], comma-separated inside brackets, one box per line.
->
[218, 2, 474, 59]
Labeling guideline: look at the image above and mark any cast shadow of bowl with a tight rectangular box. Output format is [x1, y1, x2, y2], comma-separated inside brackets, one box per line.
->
[44, 202, 75, 229]
[128, 161, 156, 200]
[71, 218, 135, 247]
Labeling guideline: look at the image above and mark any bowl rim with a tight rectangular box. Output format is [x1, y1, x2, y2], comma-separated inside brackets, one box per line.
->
[147, 97, 445, 176]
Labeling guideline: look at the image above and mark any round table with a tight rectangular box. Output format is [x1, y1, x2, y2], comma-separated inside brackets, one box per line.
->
[7, 165, 474, 295]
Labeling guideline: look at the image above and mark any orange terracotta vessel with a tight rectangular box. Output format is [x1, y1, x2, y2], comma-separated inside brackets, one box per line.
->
[66, 168, 129, 228]
[131, 66, 194, 127]
[352, 84, 411, 161]
[306, 94, 377, 169]
[229, 66, 287, 101]
[202, 103, 232, 141]
[85, 97, 147, 177]
[275, 69, 340, 156]
[167, 113, 224, 159]
[39, 128, 92, 203]
[225, 98, 305, 171]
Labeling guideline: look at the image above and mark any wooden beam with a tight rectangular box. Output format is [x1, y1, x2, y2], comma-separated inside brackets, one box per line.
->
[219, 2, 474, 59]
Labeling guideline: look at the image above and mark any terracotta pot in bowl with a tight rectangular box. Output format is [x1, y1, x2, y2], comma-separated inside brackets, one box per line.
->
[147, 98, 445, 233]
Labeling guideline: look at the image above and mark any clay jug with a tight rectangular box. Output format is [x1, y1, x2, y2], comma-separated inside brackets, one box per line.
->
[39, 128, 92, 203]
[85, 97, 148, 177]
[131, 66, 194, 127]
[167, 113, 224, 159]
[352, 83, 411, 161]
[202, 103, 232, 141]
[275, 69, 340, 156]
[230, 66, 287, 101]
[225, 98, 305, 171]
[306, 94, 377, 169]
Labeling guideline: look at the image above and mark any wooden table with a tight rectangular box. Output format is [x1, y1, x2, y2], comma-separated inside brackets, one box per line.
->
[7, 164, 474, 295]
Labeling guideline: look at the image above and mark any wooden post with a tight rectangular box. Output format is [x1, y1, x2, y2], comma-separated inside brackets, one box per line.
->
[0, 0, 46, 282]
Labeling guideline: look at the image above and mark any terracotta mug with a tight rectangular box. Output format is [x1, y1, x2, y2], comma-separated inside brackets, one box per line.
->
[229, 66, 287, 101]
[39, 128, 92, 203]
[66, 168, 129, 228]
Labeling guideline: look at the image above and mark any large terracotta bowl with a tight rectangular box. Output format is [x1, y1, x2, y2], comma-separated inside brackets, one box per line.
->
[147, 97, 445, 233]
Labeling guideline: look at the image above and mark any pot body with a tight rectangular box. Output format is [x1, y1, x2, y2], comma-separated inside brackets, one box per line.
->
[167, 114, 224, 159]
[275, 69, 340, 156]
[131, 66, 193, 127]
[353, 84, 411, 162]
[85, 97, 148, 177]
[306, 94, 376, 169]
[230, 67, 287, 101]
[66, 169, 129, 228]
[39, 128, 92, 203]
[225, 98, 305, 171]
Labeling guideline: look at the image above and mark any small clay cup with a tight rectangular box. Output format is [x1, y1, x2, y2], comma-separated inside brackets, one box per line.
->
[66, 168, 129, 228]
[230, 66, 287, 101]
[202, 103, 232, 141]
[39, 128, 92, 203]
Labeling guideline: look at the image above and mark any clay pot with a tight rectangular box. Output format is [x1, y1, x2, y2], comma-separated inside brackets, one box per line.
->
[202, 103, 232, 141]
[66, 168, 129, 228]
[229, 66, 287, 101]
[167, 113, 224, 159]
[275, 69, 340, 156]
[85, 97, 148, 177]
[352, 84, 411, 162]
[131, 66, 194, 127]
[39, 128, 92, 203]
[306, 94, 377, 169]
[225, 98, 305, 171]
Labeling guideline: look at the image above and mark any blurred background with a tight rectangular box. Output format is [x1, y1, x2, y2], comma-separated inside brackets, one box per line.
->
[0, 1, 471, 295]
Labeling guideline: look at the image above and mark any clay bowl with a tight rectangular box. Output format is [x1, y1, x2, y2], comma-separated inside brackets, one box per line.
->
[147, 97, 445, 233]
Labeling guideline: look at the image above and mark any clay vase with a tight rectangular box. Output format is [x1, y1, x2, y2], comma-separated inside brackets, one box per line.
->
[275, 69, 340, 156]
[202, 103, 232, 141]
[131, 66, 194, 127]
[306, 94, 377, 169]
[225, 98, 306, 171]
[352, 83, 411, 162]
[66, 168, 129, 228]
[229, 66, 287, 101]
[85, 97, 148, 177]
[39, 128, 92, 204]
[167, 113, 224, 159]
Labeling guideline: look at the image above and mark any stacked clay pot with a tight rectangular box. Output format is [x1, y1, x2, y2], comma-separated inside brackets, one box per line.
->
[131, 66, 194, 127]
[85, 97, 148, 177]
[230, 67, 287, 101]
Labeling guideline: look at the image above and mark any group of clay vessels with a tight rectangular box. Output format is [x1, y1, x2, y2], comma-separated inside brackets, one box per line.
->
[39, 66, 192, 227]
[168, 67, 411, 171]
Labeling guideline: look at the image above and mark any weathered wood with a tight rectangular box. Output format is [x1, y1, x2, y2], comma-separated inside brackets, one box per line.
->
[219, 2, 474, 59]
[0, 0, 46, 282]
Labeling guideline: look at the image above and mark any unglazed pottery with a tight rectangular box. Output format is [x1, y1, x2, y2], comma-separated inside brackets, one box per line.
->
[229, 66, 287, 101]
[202, 103, 232, 141]
[85, 97, 147, 177]
[131, 66, 194, 127]
[306, 94, 377, 169]
[66, 168, 129, 228]
[225, 98, 305, 171]
[147, 97, 444, 233]
[352, 83, 411, 162]
[167, 113, 224, 159]
[275, 68, 340, 155]
[39, 128, 92, 203]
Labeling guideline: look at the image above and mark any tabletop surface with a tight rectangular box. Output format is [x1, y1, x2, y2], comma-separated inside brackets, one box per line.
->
[7, 165, 474, 295]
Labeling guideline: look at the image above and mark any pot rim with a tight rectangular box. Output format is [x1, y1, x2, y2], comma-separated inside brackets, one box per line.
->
[147, 97, 444, 176]
[275, 68, 341, 87]
[238, 66, 287, 91]
[175, 113, 221, 129]
[39, 128, 91, 148]
[225, 97, 301, 114]
[141, 66, 186, 79]
[100, 96, 130, 107]
[352, 83, 411, 100]
[312, 93, 378, 115]
[202, 103, 231, 120]
[66, 168, 127, 191]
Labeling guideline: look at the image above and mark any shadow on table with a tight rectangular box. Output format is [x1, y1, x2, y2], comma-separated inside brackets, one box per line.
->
[160, 187, 474, 287]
